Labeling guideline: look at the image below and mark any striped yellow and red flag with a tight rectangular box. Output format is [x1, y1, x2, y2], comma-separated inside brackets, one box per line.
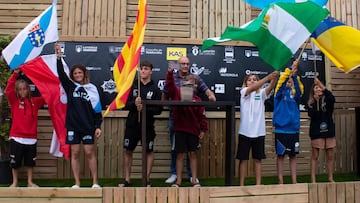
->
[104, 0, 147, 116]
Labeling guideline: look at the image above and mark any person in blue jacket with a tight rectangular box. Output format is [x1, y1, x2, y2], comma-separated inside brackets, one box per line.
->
[273, 59, 304, 184]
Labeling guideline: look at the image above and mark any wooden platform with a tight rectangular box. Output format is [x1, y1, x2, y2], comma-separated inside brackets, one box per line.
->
[0, 182, 359, 203]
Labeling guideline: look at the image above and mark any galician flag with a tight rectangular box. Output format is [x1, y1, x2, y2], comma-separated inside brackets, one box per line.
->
[202, 2, 329, 70]
[103, 0, 147, 116]
[2, 0, 58, 69]
[243, 0, 328, 9]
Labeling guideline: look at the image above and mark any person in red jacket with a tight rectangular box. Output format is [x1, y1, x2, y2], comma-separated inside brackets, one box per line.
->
[165, 67, 208, 187]
[6, 69, 45, 187]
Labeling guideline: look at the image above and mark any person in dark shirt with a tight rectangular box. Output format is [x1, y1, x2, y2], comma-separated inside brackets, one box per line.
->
[307, 77, 336, 183]
[119, 61, 162, 187]
[56, 44, 103, 188]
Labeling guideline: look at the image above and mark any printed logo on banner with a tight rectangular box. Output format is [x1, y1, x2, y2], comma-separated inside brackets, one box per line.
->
[75, 45, 98, 53]
[190, 64, 204, 75]
[142, 46, 163, 55]
[218, 67, 239, 77]
[215, 84, 225, 94]
[245, 69, 268, 76]
[109, 46, 122, 53]
[192, 46, 216, 56]
[158, 80, 165, 91]
[223, 46, 235, 63]
[301, 71, 319, 79]
[101, 79, 116, 94]
[166, 47, 186, 60]
[244, 50, 259, 58]
[301, 52, 308, 61]
[86, 66, 102, 71]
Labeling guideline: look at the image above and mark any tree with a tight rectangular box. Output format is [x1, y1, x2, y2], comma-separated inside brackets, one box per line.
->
[0, 36, 12, 160]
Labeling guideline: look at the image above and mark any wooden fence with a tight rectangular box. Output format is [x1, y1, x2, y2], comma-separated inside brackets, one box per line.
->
[25, 108, 358, 180]
[0, 182, 359, 203]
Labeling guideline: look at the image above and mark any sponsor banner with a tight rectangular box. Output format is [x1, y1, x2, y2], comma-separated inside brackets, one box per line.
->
[55, 42, 324, 110]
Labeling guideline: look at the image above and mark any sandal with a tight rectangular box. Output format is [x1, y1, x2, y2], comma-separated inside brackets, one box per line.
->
[171, 183, 180, 188]
[118, 180, 130, 187]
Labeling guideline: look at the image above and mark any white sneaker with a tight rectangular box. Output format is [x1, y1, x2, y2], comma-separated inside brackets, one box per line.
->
[71, 184, 80, 188]
[190, 177, 200, 184]
[91, 184, 101, 188]
[165, 174, 177, 183]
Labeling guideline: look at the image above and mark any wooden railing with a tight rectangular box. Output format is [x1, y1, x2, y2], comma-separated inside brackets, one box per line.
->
[0, 182, 359, 203]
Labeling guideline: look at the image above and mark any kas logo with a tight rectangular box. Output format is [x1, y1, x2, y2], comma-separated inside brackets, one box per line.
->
[28, 24, 45, 47]
[101, 79, 116, 94]
[190, 64, 205, 75]
[166, 47, 186, 60]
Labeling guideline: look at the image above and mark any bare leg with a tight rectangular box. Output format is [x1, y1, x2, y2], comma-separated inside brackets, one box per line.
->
[26, 167, 38, 187]
[326, 148, 335, 182]
[239, 160, 247, 186]
[311, 147, 319, 183]
[147, 152, 154, 181]
[71, 144, 81, 186]
[84, 144, 98, 185]
[254, 159, 262, 185]
[9, 168, 18, 187]
[123, 150, 133, 184]
[188, 151, 198, 185]
[277, 155, 284, 184]
[175, 152, 185, 186]
[289, 155, 297, 184]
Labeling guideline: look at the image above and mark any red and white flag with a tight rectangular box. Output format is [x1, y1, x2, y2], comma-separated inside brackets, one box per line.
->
[20, 54, 70, 159]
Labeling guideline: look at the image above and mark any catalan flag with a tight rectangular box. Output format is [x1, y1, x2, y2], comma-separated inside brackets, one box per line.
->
[311, 16, 360, 73]
[103, 0, 147, 116]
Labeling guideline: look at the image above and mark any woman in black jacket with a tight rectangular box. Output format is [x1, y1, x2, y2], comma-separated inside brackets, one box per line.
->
[307, 77, 336, 183]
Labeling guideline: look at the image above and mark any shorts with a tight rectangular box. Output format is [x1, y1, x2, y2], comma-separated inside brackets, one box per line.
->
[236, 134, 266, 160]
[275, 133, 299, 156]
[9, 139, 37, 169]
[124, 126, 156, 152]
[66, 130, 95, 145]
[174, 131, 200, 153]
[311, 137, 336, 149]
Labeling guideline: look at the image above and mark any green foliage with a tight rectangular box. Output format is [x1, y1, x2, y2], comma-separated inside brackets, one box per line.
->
[0, 35, 12, 159]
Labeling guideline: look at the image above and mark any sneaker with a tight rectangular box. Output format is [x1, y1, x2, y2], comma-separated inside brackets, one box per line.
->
[165, 174, 177, 183]
[71, 184, 80, 188]
[190, 177, 200, 184]
[91, 184, 101, 188]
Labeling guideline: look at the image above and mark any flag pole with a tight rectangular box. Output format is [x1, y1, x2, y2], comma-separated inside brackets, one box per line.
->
[296, 40, 309, 62]
[137, 63, 141, 123]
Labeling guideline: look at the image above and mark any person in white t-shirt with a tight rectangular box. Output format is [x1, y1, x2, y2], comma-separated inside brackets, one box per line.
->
[236, 71, 279, 186]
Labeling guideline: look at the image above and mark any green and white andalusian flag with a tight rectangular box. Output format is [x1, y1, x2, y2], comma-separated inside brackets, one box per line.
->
[202, 2, 329, 70]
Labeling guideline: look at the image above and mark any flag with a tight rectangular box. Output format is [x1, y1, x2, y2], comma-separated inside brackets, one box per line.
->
[243, 0, 328, 9]
[203, 2, 328, 70]
[311, 16, 360, 73]
[103, 0, 147, 116]
[20, 54, 70, 159]
[2, 0, 58, 69]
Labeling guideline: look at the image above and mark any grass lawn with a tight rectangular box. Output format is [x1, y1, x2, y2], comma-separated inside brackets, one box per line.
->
[1, 173, 360, 188]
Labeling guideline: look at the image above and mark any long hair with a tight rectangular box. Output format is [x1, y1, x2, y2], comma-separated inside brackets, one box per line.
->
[70, 64, 90, 84]
[15, 79, 31, 100]
[307, 83, 325, 111]
[242, 74, 259, 87]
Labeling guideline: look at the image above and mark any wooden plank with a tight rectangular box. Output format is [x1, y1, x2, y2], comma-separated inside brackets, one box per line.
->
[87, 0, 95, 35]
[80, 0, 89, 35]
[210, 194, 308, 203]
[103, 187, 113, 203]
[156, 187, 168, 203]
[136, 187, 146, 203]
[336, 182, 346, 203]
[345, 182, 355, 203]
[167, 187, 178, 203]
[113, 187, 125, 203]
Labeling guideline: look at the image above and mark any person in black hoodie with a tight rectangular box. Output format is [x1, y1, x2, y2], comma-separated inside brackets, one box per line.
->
[307, 77, 336, 183]
[119, 61, 162, 187]
[55, 44, 103, 188]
